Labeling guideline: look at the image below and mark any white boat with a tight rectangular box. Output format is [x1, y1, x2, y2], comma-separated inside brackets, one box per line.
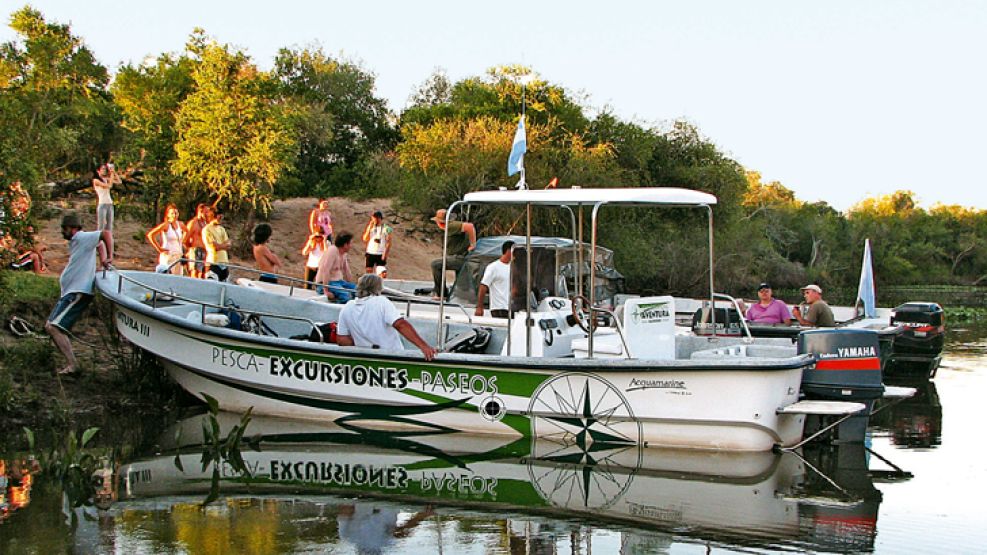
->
[97, 187, 868, 452]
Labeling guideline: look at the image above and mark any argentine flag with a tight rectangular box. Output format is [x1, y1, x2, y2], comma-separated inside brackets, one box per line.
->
[507, 115, 526, 176]
[856, 239, 877, 318]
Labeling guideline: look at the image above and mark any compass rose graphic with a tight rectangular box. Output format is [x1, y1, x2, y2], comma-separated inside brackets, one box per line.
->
[527, 372, 642, 509]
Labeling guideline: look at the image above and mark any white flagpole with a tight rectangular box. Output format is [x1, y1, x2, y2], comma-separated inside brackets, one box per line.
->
[517, 82, 527, 190]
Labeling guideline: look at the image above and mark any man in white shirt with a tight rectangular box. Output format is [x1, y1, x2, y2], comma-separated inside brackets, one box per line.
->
[475, 241, 513, 318]
[337, 274, 436, 360]
[45, 212, 113, 376]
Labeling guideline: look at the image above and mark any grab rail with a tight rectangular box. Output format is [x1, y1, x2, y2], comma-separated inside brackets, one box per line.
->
[712, 293, 754, 343]
[165, 258, 320, 298]
[112, 270, 325, 342]
[575, 296, 633, 359]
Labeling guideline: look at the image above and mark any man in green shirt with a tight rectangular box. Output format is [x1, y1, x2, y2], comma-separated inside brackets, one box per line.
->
[793, 284, 836, 327]
[430, 208, 476, 299]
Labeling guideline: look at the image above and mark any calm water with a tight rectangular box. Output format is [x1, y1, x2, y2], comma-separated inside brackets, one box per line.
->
[2, 326, 985, 554]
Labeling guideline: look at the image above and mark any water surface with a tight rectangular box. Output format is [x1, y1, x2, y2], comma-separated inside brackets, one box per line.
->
[2, 326, 984, 554]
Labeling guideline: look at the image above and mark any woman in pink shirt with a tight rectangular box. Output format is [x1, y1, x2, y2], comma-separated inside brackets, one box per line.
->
[745, 283, 793, 325]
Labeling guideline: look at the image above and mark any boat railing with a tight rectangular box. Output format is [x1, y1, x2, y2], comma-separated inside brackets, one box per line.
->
[164, 258, 329, 297]
[112, 269, 327, 342]
[386, 292, 474, 326]
[575, 296, 633, 358]
[165, 258, 467, 317]
[712, 293, 754, 343]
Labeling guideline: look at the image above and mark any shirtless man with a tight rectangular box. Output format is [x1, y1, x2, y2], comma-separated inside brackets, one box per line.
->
[252, 223, 282, 283]
[184, 204, 211, 278]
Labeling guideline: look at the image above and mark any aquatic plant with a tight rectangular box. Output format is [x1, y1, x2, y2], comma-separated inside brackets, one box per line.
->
[945, 306, 987, 322]
[173, 393, 253, 505]
[22, 425, 108, 514]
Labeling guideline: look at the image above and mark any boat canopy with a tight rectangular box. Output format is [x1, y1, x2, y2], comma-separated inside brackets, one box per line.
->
[462, 187, 717, 207]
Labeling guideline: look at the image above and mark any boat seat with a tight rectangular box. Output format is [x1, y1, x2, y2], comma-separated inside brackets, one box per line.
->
[441, 327, 493, 354]
[572, 333, 624, 358]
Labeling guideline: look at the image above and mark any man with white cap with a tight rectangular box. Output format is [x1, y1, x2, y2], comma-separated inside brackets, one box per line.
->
[793, 284, 835, 327]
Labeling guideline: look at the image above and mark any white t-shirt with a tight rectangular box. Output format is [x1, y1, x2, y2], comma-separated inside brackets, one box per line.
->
[306, 243, 324, 269]
[480, 259, 511, 311]
[365, 224, 392, 255]
[60, 230, 102, 296]
[337, 295, 404, 351]
[337, 504, 398, 552]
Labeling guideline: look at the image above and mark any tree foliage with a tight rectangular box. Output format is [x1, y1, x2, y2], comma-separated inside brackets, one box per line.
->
[274, 47, 396, 196]
[171, 39, 296, 212]
[112, 52, 196, 213]
[1, 6, 116, 181]
[3, 6, 987, 296]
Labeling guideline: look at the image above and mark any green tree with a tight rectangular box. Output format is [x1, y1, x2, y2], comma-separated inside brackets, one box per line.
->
[401, 65, 589, 135]
[274, 47, 396, 196]
[647, 121, 747, 222]
[587, 111, 657, 185]
[0, 6, 116, 181]
[112, 52, 196, 215]
[171, 39, 296, 213]
[396, 115, 618, 231]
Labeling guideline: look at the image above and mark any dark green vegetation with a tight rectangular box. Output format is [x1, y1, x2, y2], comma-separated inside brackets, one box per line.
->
[3, 7, 987, 298]
[0, 272, 183, 450]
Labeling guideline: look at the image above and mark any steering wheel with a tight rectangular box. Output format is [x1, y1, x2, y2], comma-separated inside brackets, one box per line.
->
[571, 295, 593, 333]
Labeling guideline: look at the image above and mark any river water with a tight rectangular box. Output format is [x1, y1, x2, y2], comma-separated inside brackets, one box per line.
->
[2, 326, 984, 554]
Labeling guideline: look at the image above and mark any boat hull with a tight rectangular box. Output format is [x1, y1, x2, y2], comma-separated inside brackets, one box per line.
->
[99, 271, 813, 452]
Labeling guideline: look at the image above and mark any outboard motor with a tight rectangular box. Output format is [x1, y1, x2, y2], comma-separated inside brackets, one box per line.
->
[798, 329, 884, 443]
[887, 302, 945, 379]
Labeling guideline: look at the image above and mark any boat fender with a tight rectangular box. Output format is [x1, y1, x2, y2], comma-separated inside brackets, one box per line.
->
[203, 313, 230, 327]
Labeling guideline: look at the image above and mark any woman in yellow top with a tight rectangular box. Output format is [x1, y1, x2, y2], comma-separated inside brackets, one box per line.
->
[202, 209, 231, 281]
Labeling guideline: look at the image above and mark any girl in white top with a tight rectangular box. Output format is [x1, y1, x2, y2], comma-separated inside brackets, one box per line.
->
[301, 233, 326, 289]
[146, 204, 188, 275]
[92, 164, 121, 231]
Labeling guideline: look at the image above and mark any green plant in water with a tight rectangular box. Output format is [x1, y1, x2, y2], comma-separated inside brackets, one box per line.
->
[945, 306, 987, 322]
[173, 393, 253, 505]
[23, 425, 107, 515]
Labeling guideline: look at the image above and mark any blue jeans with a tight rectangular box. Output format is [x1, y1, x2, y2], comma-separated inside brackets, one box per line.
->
[328, 280, 356, 302]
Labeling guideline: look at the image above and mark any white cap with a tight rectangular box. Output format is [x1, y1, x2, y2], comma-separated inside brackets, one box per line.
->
[375, 266, 387, 276]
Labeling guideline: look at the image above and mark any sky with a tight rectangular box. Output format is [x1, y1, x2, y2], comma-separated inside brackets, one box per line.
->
[4, 1, 986, 211]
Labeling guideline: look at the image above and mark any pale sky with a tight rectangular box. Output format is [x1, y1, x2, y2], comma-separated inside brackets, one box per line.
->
[4, 1, 985, 211]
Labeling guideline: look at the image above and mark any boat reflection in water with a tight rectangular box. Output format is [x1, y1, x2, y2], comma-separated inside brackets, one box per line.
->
[105, 413, 899, 553]
[871, 380, 942, 448]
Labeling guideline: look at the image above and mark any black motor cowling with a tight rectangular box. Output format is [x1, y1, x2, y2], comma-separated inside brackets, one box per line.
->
[890, 302, 945, 355]
[691, 307, 743, 336]
[886, 302, 945, 378]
